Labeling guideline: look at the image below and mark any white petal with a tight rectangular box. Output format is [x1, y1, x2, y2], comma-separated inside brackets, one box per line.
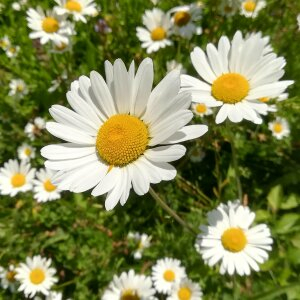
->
[144, 145, 186, 162]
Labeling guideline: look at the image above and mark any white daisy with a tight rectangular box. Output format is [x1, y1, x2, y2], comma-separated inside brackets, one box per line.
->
[0, 35, 11, 50]
[9, 79, 28, 99]
[33, 168, 61, 203]
[192, 103, 213, 117]
[6, 45, 20, 58]
[46, 291, 63, 300]
[218, 0, 241, 17]
[128, 232, 152, 259]
[54, 0, 98, 23]
[181, 31, 294, 124]
[152, 257, 186, 294]
[136, 8, 173, 54]
[167, 278, 203, 300]
[17, 144, 36, 161]
[189, 147, 205, 163]
[26, 7, 74, 45]
[166, 60, 186, 74]
[50, 39, 72, 54]
[15, 255, 57, 298]
[0, 159, 35, 197]
[196, 201, 273, 276]
[25, 117, 46, 140]
[41, 58, 208, 210]
[268, 117, 290, 140]
[48, 72, 68, 93]
[241, 0, 266, 18]
[102, 269, 156, 300]
[0, 264, 17, 292]
[169, 3, 202, 39]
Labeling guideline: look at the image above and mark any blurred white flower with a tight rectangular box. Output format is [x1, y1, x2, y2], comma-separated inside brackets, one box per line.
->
[128, 232, 152, 259]
[241, 0, 266, 18]
[166, 60, 186, 74]
[167, 278, 203, 300]
[218, 0, 241, 17]
[268, 117, 290, 139]
[25, 117, 46, 140]
[6, 45, 20, 58]
[48, 72, 68, 92]
[9, 79, 28, 99]
[0, 265, 17, 293]
[17, 143, 36, 161]
[0, 35, 11, 50]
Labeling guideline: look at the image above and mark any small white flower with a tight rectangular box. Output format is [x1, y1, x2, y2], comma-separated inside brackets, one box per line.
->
[54, 0, 98, 23]
[50, 39, 72, 54]
[9, 79, 28, 99]
[196, 200, 273, 276]
[0, 35, 11, 50]
[192, 103, 213, 117]
[5, 45, 20, 58]
[167, 278, 203, 300]
[189, 147, 205, 163]
[152, 257, 186, 294]
[17, 144, 36, 161]
[241, 0, 266, 18]
[102, 269, 156, 300]
[0, 265, 17, 292]
[128, 232, 152, 259]
[136, 8, 173, 54]
[0, 159, 35, 197]
[48, 72, 68, 93]
[268, 117, 290, 140]
[25, 117, 46, 140]
[12, 2, 21, 11]
[46, 291, 63, 300]
[166, 60, 186, 74]
[15, 255, 58, 298]
[218, 0, 241, 17]
[169, 3, 202, 39]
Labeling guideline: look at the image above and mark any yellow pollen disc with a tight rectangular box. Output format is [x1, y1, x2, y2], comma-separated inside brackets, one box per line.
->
[96, 114, 149, 167]
[121, 289, 140, 300]
[174, 11, 191, 27]
[151, 27, 166, 41]
[65, 0, 82, 12]
[273, 123, 283, 133]
[259, 97, 270, 103]
[195, 103, 207, 114]
[29, 268, 46, 285]
[24, 148, 31, 156]
[178, 287, 192, 300]
[221, 227, 247, 252]
[9, 47, 16, 53]
[42, 17, 59, 33]
[11, 173, 26, 188]
[6, 271, 16, 282]
[17, 85, 24, 92]
[163, 269, 175, 282]
[212, 73, 250, 104]
[243, 1, 256, 12]
[44, 180, 57, 192]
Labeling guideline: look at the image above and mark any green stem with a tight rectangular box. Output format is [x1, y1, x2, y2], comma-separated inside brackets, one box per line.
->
[233, 275, 239, 300]
[149, 187, 198, 236]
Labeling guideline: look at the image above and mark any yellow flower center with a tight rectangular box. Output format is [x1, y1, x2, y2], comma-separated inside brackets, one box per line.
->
[121, 289, 140, 300]
[273, 123, 283, 133]
[6, 271, 16, 282]
[43, 179, 57, 192]
[174, 11, 191, 27]
[163, 269, 175, 282]
[178, 287, 192, 300]
[259, 97, 270, 103]
[11, 173, 26, 188]
[29, 268, 46, 285]
[42, 17, 59, 33]
[65, 0, 82, 12]
[243, 0, 256, 12]
[212, 73, 250, 104]
[17, 84, 24, 92]
[195, 103, 207, 114]
[24, 148, 32, 156]
[151, 27, 166, 41]
[221, 227, 247, 252]
[8, 47, 16, 53]
[0, 40, 8, 48]
[96, 114, 149, 167]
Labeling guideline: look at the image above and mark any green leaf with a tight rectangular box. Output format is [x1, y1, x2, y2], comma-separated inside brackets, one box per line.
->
[267, 185, 283, 212]
[291, 233, 300, 249]
[274, 213, 300, 234]
[280, 193, 299, 210]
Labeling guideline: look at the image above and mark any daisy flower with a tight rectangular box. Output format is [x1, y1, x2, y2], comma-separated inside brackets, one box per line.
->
[189, 147, 205, 163]
[41, 58, 208, 210]
[218, 0, 241, 17]
[241, 0, 266, 18]
[181, 31, 294, 124]
[128, 232, 152, 259]
[196, 201, 273, 276]
[136, 8, 173, 54]
[48, 72, 68, 93]
[0, 35, 11, 50]
[25, 117, 46, 140]
[17, 144, 36, 161]
[26, 7, 74, 45]
[15, 255, 57, 298]
[102, 269, 156, 300]
[8, 79, 28, 99]
[0, 159, 35, 197]
[192, 103, 213, 117]
[0, 264, 17, 292]
[166, 60, 186, 74]
[54, 0, 98, 23]
[6, 45, 20, 58]
[33, 168, 61, 203]
[167, 278, 203, 300]
[50, 39, 72, 54]
[152, 257, 186, 294]
[268, 117, 290, 140]
[169, 3, 202, 39]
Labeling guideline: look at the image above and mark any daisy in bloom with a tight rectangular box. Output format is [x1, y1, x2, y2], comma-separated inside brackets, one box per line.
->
[8, 79, 28, 99]
[166, 60, 186, 74]
[25, 117, 46, 140]
[196, 200, 273, 276]
[192, 103, 213, 117]
[15, 255, 57, 298]
[0, 159, 35, 197]
[6, 45, 20, 58]
[128, 232, 152, 259]
[33, 168, 61, 203]
[102, 269, 156, 300]
[218, 0, 241, 17]
[50, 39, 72, 54]
[167, 278, 203, 300]
[169, 3, 202, 39]
[268, 117, 290, 140]
[48, 72, 68, 93]
[26, 7, 74, 45]
[54, 0, 98, 23]
[0, 35, 11, 50]
[152, 257, 186, 294]
[181, 31, 294, 124]
[241, 0, 266, 18]
[41, 58, 208, 210]
[0, 264, 17, 292]
[17, 144, 36, 161]
[136, 8, 173, 54]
